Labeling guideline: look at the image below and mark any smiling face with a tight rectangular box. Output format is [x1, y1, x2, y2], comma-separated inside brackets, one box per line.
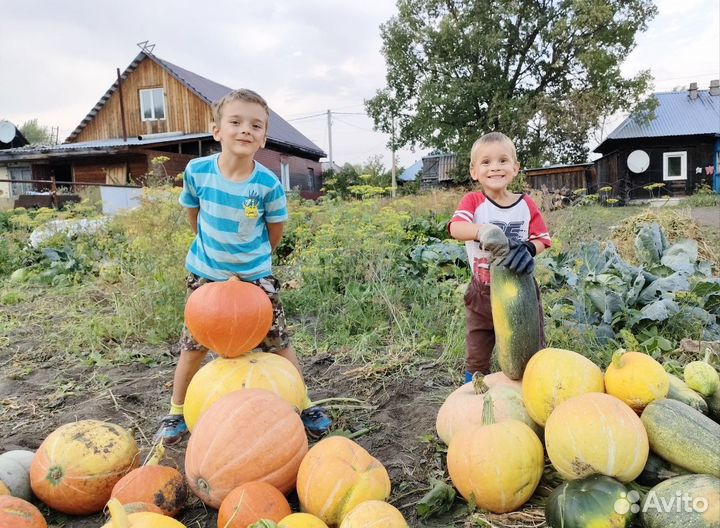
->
[212, 99, 268, 158]
[469, 139, 520, 195]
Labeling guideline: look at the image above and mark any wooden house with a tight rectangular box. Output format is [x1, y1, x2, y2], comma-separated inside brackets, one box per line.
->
[420, 152, 458, 186]
[0, 50, 325, 201]
[523, 163, 596, 193]
[593, 80, 720, 200]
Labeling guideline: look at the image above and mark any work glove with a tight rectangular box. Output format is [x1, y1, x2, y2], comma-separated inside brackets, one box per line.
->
[502, 238, 536, 274]
[476, 224, 509, 262]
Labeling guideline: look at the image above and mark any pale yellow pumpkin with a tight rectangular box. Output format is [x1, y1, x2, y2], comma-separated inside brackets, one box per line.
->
[184, 352, 308, 431]
[604, 350, 669, 412]
[278, 512, 329, 528]
[447, 393, 544, 513]
[338, 500, 408, 528]
[102, 498, 186, 527]
[545, 392, 648, 482]
[521, 347, 605, 426]
[436, 382, 538, 445]
[296, 436, 391, 526]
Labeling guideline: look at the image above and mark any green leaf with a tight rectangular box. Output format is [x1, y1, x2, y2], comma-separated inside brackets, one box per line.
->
[416, 478, 457, 519]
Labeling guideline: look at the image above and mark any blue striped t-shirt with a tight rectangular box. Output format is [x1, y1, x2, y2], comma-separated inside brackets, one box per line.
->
[178, 154, 288, 281]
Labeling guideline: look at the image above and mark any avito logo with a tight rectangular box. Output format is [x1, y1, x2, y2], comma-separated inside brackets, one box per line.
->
[614, 489, 709, 514]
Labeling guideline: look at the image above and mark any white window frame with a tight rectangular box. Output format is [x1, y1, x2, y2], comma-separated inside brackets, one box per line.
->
[662, 151, 687, 181]
[139, 88, 167, 121]
[280, 162, 290, 191]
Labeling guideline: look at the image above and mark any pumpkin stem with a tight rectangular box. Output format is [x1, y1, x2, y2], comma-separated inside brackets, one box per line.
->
[143, 439, 165, 466]
[611, 349, 626, 369]
[107, 498, 131, 528]
[481, 392, 496, 425]
[472, 373, 489, 394]
[703, 347, 712, 364]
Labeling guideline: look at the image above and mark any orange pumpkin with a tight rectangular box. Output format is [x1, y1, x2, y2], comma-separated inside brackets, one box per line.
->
[296, 436, 391, 526]
[30, 420, 139, 515]
[185, 389, 307, 508]
[110, 464, 187, 516]
[476, 371, 522, 392]
[604, 350, 669, 412]
[218, 481, 292, 527]
[0, 496, 47, 528]
[121, 502, 164, 515]
[184, 277, 273, 358]
[338, 500, 408, 527]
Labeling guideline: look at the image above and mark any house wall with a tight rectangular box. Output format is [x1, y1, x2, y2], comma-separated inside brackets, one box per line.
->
[0, 166, 11, 209]
[73, 58, 213, 142]
[595, 136, 716, 199]
[71, 151, 194, 185]
[255, 148, 322, 192]
[524, 166, 596, 192]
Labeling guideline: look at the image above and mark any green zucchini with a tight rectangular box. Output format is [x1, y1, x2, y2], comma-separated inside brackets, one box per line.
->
[667, 373, 709, 414]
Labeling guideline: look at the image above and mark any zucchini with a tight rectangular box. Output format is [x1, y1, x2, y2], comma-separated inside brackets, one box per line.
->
[667, 373, 709, 414]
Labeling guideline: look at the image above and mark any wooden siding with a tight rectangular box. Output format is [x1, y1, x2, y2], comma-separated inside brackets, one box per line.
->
[524, 165, 596, 193]
[73, 58, 213, 142]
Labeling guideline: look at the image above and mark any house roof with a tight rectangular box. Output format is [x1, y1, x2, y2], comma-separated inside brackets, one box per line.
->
[595, 89, 720, 153]
[67, 51, 325, 158]
[400, 160, 422, 181]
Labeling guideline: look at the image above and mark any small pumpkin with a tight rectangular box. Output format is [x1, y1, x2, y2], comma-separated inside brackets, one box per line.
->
[184, 352, 308, 431]
[30, 420, 139, 515]
[604, 350, 669, 412]
[110, 464, 187, 516]
[684, 359, 720, 397]
[217, 481, 292, 528]
[545, 474, 635, 528]
[641, 474, 720, 528]
[447, 392, 544, 513]
[0, 495, 47, 528]
[102, 498, 186, 527]
[338, 500, 408, 528]
[521, 347, 605, 426]
[545, 392, 648, 482]
[0, 456, 31, 500]
[0, 451, 35, 473]
[296, 436, 391, 526]
[184, 277, 273, 358]
[278, 512, 329, 527]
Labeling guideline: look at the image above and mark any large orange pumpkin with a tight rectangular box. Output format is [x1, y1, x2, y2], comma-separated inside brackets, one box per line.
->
[184, 277, 273, 358]
[296, 436, 391, 526]
[447, 393, 544, 513]
[217, 481, 292, 528]
[0, 496, 47, 528]
[110, 464, 187, 516]
[30, 420, 139, 515]
[185, 389, 307, 508]
[184, 352, 308, 431]
[545, 392, 649, 482]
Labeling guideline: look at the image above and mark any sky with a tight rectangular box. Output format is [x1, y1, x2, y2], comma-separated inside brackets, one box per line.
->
[1, 0, 718, 171]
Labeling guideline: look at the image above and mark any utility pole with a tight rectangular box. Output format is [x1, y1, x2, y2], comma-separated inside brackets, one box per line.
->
[326, 109, 333, 168]
[390, 116, 397, 198]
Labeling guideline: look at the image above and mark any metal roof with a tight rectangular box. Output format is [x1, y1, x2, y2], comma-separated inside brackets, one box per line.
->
[66, 51, 325, 158]
[400, 160, 422, 181]
[595, 89, 720, 152]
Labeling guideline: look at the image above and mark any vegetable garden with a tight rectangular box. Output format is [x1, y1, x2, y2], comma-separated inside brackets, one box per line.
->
[0, 188, 719, 527]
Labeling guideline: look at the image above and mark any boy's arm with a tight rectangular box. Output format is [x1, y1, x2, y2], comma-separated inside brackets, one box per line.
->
[449, 221, 482, 241]
[267, 221, 285, 251]
[187, 208, 199, 234]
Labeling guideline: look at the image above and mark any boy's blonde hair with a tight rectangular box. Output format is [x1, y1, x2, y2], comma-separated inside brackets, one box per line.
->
[469, 132, 518, 167]
[212, 88, 269, 125]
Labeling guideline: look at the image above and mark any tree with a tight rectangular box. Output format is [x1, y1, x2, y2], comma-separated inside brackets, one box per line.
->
[19, 118, 54, 145]
[366, 0, 658, 169]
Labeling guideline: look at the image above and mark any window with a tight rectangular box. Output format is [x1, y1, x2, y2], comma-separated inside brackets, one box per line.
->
[139, 88, 166, 121]
[663, 151, 687, 181]
[280, 162, 290, 191]
[307, 167, 315, 191]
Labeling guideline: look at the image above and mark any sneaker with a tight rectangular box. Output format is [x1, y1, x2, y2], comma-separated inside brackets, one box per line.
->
[154, 414, 189, 446]
[301, 406, 332, 439]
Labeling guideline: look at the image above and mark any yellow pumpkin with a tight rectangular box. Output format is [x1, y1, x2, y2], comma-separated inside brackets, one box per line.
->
[447, 393, 544, 513]
[604, 350, 669, 412]
[184, 352, 308, 431]
[436, 382, 538, 445]
[521, 347, 605, 426]
[545, 392, 648, 482]
[102, 498, 186, 527]
[296, 436, 391, 526]
[278, 512, 329, 528]
[338, 500, 408, 528]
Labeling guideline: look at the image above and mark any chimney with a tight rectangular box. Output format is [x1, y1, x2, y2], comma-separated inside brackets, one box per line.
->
[710, 79, 720, 96]
[689, 82, 698, 100]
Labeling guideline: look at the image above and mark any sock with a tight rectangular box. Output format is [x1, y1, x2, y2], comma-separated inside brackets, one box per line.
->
[465, 371, 474, 383]
[169, 401, 184, 416]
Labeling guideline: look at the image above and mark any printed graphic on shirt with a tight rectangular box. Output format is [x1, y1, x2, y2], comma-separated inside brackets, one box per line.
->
[243, 192, 260, 218]
[489, 220, 525, 241]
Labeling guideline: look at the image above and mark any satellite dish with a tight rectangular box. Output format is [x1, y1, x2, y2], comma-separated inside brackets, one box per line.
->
[0, 121, 16, 143]
[627, 150, 650, 173]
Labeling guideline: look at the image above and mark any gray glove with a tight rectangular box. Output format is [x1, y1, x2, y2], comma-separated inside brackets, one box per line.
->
[476, 224, 509, 262]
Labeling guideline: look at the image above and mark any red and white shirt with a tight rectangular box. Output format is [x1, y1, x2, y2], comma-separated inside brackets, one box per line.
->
[450, 192, 551, 282]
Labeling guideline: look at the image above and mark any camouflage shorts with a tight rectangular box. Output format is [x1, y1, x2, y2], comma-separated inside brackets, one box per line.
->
[179, 273, 290, 354]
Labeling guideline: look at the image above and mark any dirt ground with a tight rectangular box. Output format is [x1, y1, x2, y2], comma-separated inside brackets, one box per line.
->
[1, 339, 499, 527]
[689, 206, 720, 229]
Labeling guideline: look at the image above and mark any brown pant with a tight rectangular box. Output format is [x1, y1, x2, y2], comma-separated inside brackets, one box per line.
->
[464, 278, 546, 375]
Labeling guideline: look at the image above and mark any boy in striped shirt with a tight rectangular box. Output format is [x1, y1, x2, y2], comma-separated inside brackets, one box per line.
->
[155, 89, 331, 444]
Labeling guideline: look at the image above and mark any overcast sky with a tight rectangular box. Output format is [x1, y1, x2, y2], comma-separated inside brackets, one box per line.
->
[1, 0, 718, 170]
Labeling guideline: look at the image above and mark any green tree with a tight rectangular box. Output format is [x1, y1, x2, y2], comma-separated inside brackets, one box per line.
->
[366, 0, 658, 168]
[19, 118, 54, 145]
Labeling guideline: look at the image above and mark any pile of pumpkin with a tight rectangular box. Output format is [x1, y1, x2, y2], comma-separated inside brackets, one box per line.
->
[0, 279, 410, 528]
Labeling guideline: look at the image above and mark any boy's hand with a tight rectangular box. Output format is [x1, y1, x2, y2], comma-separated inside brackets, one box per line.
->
[502, 238, 536, 274]
[476, 224, 509, 261]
